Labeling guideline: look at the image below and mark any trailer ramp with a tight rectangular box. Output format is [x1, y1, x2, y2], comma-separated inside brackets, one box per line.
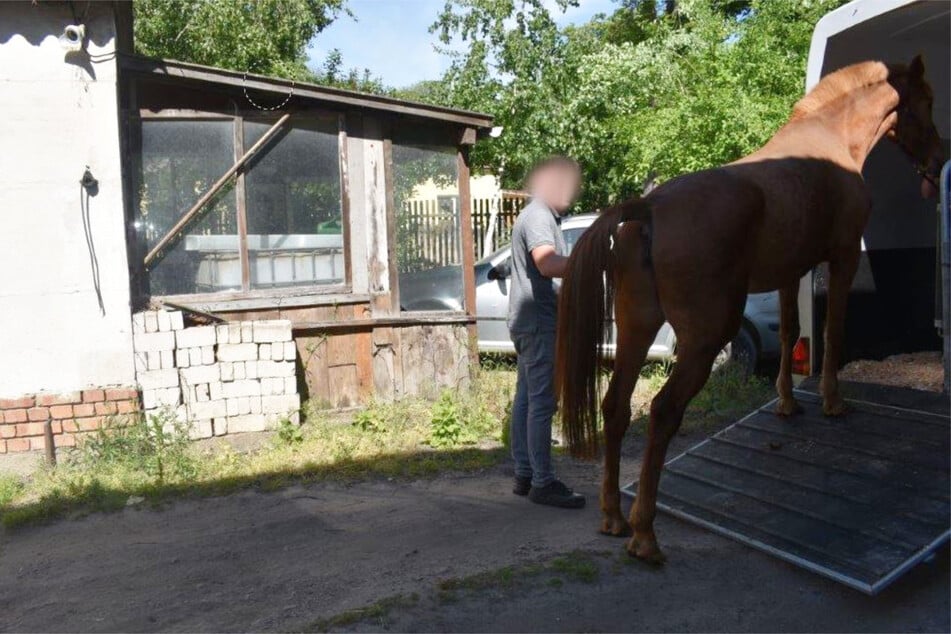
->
[622, 380, 950, 594]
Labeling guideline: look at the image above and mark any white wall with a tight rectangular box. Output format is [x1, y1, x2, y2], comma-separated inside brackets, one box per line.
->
[0, 2, 134, 397]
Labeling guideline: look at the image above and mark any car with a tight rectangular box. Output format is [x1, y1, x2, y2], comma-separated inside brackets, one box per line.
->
[473, 213, 780, 373]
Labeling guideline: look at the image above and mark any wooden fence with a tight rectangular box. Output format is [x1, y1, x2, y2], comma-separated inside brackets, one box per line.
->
[398, 192, 527, 273]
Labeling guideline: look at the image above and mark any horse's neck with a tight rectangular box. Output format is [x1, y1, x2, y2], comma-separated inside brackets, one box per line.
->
[782, 81, 900, 170]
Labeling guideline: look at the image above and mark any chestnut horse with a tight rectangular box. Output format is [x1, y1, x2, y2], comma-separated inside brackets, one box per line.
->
[555, 57, 943, 564]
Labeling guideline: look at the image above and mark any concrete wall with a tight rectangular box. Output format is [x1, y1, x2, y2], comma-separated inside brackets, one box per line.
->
[0, 2, 134, 397]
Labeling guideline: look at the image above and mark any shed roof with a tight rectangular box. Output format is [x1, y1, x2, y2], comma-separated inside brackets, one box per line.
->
[119, 54, 494, 130]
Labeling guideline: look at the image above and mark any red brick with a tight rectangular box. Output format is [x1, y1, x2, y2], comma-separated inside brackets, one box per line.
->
[72, 403, 95, 417]
[49, 404, 73, 419]
[27, 407, 49, 422]
[116, 400, 139, 414]
[30, 436, 49, 451]
[54, 433, 77, 448]
[36, 391, 82, 407]
[3, 409, 27, 424]
[0, 424, 15, 438]
[51, 421, 62, 434]
[105, 387, 138, 401]
[16, 422, 45, 437]
[0, 396, 34, 409]
[76, 417, 103, 432]
[61, 420, 79, 433]
[6, 438, 30, 452]
[82, 389, 105, 403]
[95, 401, 118, 416]
[0, 439, 6, 454]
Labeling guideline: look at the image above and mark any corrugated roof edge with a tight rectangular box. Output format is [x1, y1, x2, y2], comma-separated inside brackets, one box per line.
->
[119, 53, 494, 130]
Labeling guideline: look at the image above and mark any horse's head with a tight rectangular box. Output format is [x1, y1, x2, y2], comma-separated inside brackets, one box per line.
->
[888, 55, 944, 198]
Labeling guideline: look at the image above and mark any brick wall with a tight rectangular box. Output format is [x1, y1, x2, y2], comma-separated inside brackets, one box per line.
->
[0, 387, 138, 454]
[133, 310, 301, 439]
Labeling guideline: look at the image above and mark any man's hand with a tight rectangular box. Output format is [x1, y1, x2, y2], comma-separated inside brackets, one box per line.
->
[532, 244, 569, 278]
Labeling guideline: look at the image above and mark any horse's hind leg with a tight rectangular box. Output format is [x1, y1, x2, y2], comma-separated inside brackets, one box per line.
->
[628, 341, 721, 563]
[774, 282, 803, 416]
[820, 245, 861, 415]
[599, 279, 663, 537]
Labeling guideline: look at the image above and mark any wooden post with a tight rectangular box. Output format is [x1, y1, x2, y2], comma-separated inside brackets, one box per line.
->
[144, 113, 291, 267]
[233, 116, 251, 291]
[457, 141, 478, 365]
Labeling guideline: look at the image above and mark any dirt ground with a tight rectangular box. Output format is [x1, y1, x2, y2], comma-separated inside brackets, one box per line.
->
[1, 426, 948, 634]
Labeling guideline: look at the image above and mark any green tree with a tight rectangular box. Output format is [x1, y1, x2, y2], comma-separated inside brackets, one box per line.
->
[134, 0, 347, 80]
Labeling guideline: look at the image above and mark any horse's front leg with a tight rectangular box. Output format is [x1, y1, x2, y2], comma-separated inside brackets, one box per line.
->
[820, 246, 861, 416]
[774, 282, 803, 416]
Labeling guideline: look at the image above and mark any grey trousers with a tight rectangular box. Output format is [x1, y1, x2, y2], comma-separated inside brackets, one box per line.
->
[510, 330, 556, 488]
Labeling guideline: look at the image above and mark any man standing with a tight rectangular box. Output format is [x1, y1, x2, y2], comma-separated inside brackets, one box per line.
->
[507, 156, 585, 509]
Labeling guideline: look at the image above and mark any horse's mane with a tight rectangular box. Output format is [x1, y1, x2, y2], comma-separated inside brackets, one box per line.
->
[790, 61, 891, 120]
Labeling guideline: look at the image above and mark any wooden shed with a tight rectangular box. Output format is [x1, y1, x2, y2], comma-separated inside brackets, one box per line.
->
[118, 56, 494, 409]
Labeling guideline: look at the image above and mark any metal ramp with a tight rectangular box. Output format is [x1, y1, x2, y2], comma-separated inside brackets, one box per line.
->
[621, 381, 950, 594]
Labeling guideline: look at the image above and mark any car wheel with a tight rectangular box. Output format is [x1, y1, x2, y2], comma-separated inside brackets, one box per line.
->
[729, 327, 758, 377]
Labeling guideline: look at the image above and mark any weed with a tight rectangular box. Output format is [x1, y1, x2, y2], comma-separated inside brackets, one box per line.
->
[306, 592, 419, 632]
[0, 474, 24, 507]
[351, 406, 387, 434]
[428, 391, 471, 448]
[275, 416, 304, 446]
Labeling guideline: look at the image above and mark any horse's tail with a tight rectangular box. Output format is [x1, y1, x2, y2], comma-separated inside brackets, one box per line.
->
[555, 199, 653, 459]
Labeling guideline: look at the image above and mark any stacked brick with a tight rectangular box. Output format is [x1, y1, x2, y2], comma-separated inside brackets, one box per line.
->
[133, 310, 301, 439]
[0, 388, 138, 454]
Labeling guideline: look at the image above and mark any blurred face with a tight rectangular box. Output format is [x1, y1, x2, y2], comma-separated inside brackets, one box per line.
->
[531, 165, 581, 214]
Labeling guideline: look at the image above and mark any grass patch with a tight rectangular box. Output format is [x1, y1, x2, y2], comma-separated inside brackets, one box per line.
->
[0, 368, 515, 529]
[306, 593, 420, 632]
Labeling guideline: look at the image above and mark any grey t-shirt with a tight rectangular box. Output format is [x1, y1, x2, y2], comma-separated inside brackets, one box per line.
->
[506, 199, 567, 334]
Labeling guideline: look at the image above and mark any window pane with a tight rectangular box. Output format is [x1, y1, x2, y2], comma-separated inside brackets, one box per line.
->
[244, 119, 343, 289]
[393, 142, 462, 311]
[136, 120, 239, 295]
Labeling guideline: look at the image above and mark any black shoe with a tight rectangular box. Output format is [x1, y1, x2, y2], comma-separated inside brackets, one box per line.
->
[513, 476, 532, 496]
[528, 480, 586, 509]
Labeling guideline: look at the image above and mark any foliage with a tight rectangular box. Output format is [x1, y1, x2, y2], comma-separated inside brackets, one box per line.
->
[275, 416, 305, 445]
[352, 406, 387, 434]
[0, 474, 24, 508]
[427, 0, 849, 210]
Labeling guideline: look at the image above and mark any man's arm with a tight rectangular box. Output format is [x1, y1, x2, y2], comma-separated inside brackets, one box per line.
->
[532, 244, 568, 278]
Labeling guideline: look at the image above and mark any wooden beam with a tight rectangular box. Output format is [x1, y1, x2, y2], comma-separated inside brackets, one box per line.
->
[382, 136, 400, 315]
[457, 146, 479, 365]
[143, 113, 291, 267]
[293, 314, 475, 332]
[233, 116, 251, 291]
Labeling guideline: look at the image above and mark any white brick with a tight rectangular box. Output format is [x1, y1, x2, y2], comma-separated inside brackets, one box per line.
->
[160, 350, 175, 369]
[262, 394, 301, 415]
[258, 360, 296, 378]
[188, 419, 214, 440]
[220, 362, 234, 381]
[240, 322, 253, 343]
[146, 351, 161, 371]
[271, 344, 284, 361]
[245, 360, 259, 379]
[216, 324, 230, 344]
[201, 345, 215, 365]
[227, 414, 268, 433]
[144, 311, 159, 333]
[138, 369, 179, 390]
[188, 347, 203, 366]
[142, 386, 181, 409]
[181, 364, 220, 385]
[134, 352, 148, 373]
[250, 396, 262, 414]
[283, 341, 296, 361]
[176, 325, 217, 349]
[253, 320, 292, 343]
[284, 377, 297, 395]
[218, 343, 257, 362]
[226, 398, 241, 416]
[195, 383, 210, 402]
[190, 399, 227, 420]
[261, 378, 282, 395]
[176, 349, 190, 368]
[169, 311, 184, 331]
[132, 312, 146, 334]
[213, 418, 228, 436]
[134, 331, 175, 353]
[228, 323, 242, 344]
[222, 379, 260, 398]
[233, 362, 246, 380]
[157, 311, 172, 332]
[259, 344, 271, 360]
[209, 381, 223, 401]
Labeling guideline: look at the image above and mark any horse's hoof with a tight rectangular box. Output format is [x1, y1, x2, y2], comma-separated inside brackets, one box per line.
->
[774, 398, 803, 417]
[626, 534, 666, 565]
[599, 515, 632, 537]
[822, 399, 849, 417]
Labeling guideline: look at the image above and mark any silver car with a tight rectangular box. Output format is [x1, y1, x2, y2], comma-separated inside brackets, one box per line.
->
[475, 214, 780, 371]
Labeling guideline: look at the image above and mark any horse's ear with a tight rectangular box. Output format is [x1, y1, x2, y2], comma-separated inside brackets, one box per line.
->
[909, 54, 925, 79]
